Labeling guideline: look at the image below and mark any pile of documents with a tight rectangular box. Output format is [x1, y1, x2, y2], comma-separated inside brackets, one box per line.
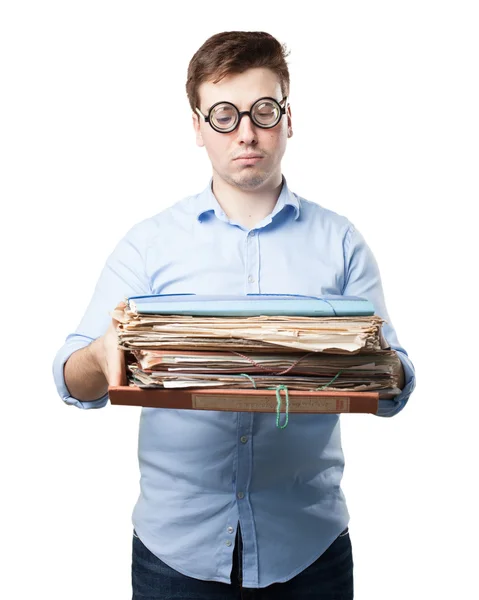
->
[112, 295, 403, 398]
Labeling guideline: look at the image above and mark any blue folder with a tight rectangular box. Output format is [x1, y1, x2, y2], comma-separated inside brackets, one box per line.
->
[127, 293, 375, 317]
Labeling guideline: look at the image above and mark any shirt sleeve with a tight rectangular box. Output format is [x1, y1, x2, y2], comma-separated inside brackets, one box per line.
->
[52, 221, 154, 409]
[342, 224, 416, 417]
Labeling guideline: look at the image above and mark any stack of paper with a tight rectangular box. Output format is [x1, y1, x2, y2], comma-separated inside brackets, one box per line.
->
[115, 313, 387, 353]
[112, 294, 402, 398]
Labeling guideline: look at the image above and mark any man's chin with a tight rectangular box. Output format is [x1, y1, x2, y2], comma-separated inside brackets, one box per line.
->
[229, 170, 268, 190]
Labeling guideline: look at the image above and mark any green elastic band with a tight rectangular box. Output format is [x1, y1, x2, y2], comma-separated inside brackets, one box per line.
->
[240, 373, 257, 389]
[239, 369, 344, 430]
[273, 385, 289, 429]
[315, 369, 344, 390]
[241, 374, 289, 429]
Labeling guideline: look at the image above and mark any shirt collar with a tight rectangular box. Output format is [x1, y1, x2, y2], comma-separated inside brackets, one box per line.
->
[195, 174, 300, 223]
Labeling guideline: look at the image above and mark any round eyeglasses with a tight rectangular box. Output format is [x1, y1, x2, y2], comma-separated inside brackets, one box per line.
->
[195, 96, 288, 134]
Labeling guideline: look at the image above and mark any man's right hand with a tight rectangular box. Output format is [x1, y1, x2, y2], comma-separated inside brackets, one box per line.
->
[64, 301, 127, 401]
[91, 301, 127, 387]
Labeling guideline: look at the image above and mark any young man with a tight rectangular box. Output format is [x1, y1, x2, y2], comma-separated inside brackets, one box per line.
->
[53, 31, 416, 599]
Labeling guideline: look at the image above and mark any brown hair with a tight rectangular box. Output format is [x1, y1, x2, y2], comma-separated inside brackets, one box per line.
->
[186, 31, 291, 112]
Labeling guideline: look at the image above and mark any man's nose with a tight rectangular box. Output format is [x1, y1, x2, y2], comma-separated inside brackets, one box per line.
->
[236, 113, 258, 144]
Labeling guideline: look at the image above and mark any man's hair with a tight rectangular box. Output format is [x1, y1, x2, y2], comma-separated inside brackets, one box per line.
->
[186, 31, 290, 112]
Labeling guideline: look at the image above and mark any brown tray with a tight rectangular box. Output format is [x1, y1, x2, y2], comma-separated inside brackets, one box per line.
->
[108, 386, 379, 414]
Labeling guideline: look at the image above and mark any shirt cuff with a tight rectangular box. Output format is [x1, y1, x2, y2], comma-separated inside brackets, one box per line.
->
[376, 350, 416, 417]
[52, 335, 109, 409]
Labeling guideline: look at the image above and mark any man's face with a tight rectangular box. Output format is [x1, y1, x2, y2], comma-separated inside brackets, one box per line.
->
[193, 67, 293, 191]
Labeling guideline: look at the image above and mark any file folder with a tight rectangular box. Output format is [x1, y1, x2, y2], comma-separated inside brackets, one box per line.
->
[108, 357, 380, 414]
[108, 386, 379, 414]
[127, 293, 375, 317]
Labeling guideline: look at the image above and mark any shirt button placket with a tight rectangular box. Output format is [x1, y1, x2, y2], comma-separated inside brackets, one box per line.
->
[246, 230, 259, 292]
[235, 410, 254, 580]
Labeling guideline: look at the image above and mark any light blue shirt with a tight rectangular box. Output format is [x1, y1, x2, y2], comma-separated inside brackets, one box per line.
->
[52, 175, 416, 588]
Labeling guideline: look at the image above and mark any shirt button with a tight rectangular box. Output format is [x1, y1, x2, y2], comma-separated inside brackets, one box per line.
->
[237, 492, 245, 499]
[248, 275, 255, 283]
[240, 436, 248, 444]
[225, 540, 232, 546]
[249, 231, 256, 237]
[227, 526, 234, 534]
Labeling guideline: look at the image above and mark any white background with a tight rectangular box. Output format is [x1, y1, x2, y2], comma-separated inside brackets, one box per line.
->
[1, 1, 478, 598]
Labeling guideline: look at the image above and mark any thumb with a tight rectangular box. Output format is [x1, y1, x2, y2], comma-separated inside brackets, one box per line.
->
[108, 301, 127, 386]
[108, 346, 126, 387]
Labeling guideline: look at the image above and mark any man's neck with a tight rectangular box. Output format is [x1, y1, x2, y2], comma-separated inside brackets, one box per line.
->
[211, 172, 283, 230]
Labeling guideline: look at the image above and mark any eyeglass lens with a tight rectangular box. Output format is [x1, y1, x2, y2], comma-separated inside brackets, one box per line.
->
[210, 99, 281, 131]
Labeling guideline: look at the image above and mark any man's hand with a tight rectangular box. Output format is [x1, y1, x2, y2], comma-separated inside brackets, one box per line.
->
[90, 301, 127, 387]
[392, 352, 405, 390]
[64, 300, 127, 400]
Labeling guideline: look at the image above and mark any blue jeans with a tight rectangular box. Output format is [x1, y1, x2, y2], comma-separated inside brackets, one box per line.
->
[132, 525, 353, 599]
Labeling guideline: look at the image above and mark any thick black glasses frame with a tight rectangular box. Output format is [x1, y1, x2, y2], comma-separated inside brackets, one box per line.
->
[195, 96, 288, 133]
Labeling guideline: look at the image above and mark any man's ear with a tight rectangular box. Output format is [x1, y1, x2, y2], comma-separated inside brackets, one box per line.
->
[192, 113, 205, 147]
[287, 104, 293, 138]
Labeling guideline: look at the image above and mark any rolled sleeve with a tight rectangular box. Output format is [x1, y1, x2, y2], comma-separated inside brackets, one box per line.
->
[342, 223, 416, 417]
[52, 334, 109, 409]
